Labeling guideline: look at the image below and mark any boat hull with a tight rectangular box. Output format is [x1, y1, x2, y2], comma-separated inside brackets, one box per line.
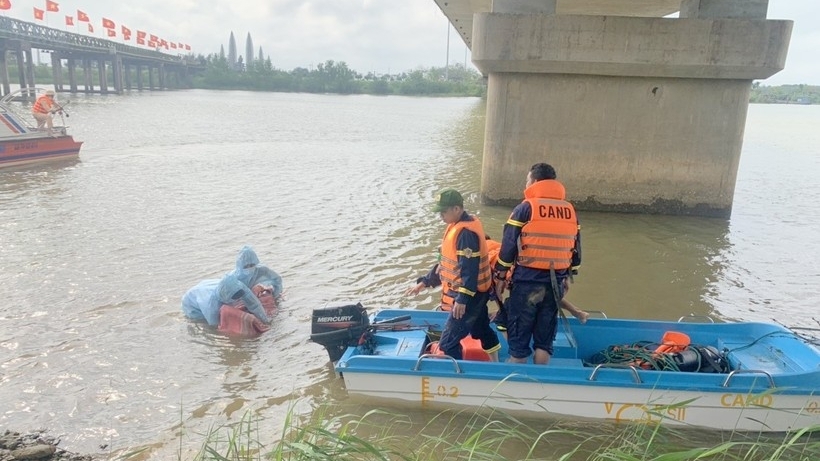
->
[0, 135, 83, 169]
[342, 369, 819, 432]
[330, 309, 820, 432]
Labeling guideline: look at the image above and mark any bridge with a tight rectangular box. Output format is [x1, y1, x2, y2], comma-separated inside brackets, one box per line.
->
[435, 0, 791, 217]
[0, 16, 203, 97]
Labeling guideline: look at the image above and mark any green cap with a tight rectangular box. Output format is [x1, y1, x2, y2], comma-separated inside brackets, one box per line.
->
[432, 188, 464, 212]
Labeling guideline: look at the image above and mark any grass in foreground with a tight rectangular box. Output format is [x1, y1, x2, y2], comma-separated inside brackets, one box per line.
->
[123, 404, 820, 461]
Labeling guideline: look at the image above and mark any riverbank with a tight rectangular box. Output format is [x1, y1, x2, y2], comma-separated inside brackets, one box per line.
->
[0, 430, 96, 461]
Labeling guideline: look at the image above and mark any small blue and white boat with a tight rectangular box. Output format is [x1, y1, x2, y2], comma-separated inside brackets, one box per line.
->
[311, 304, 820, 432]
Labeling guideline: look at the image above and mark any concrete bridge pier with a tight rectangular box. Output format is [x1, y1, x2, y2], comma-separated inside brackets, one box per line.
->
[475, 0, 792, 217]
[158, 64, 166, 90]
[82, 59, 93, 93]
[67, 58, 77, 93]
[50, 52, 63, 92]
[112, 55, 124, 94]
[148, 65, 155, 90]
[97, 58, 108, 94]
[136, 64, 144, 91]
[7, 41, 36, 99]
[0, 48, 10, 97]
[124, 63, 132, 90]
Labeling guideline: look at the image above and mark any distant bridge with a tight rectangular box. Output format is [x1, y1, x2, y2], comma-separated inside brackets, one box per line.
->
[0, 16, 204, 97]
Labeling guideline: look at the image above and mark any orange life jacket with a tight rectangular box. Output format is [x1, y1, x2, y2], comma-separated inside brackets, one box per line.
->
[632, 331, 691, 370]
[487, 239, 512, 282]
[517, 180, 578, 271]
[439, 216, 491, 308]
[32, 95, 53, 114]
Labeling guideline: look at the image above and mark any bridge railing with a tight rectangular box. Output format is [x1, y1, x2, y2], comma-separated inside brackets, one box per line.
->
[0, 16, 196, 66]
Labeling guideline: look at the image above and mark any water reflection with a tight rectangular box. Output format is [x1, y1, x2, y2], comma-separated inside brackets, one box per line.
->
[1, 92, 817, 459]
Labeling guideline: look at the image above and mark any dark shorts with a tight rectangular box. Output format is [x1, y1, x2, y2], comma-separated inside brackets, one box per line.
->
[505, 281, 563, 359]
[438, 291, 500, 360]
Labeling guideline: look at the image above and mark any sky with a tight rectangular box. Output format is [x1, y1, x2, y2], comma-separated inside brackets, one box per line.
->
[1, 0, 817, 84]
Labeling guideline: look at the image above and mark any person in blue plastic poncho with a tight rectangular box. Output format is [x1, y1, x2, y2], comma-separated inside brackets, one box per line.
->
[181, 273, 269, 326]
[231, 245, 283, 298]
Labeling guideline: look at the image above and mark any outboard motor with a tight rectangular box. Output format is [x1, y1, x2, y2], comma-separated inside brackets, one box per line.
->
[310, 303, 370, 362]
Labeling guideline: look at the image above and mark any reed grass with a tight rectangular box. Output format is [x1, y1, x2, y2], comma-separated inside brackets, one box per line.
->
[175, 404, 819, 461]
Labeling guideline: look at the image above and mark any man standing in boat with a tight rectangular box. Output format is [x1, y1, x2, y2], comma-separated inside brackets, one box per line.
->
[493, 163, 581, 365]
[31, 90, 57, 134]
[433, 189, 500, 361]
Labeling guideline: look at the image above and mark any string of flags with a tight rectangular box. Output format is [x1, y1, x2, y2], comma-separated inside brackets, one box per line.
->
[0, 0, 192, 52]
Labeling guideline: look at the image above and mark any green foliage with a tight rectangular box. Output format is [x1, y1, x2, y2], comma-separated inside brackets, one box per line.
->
[145, 403, 820, 461]
[190, 54, 486, 97]
[750, 83, 819, 105]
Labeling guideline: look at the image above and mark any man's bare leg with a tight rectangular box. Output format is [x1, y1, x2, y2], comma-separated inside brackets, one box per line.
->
[560, 299, 589, 324]
[534, 348, 550, 365]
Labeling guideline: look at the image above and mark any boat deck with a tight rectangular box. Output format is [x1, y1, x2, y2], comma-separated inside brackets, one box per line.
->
[367, 310, 820, 376]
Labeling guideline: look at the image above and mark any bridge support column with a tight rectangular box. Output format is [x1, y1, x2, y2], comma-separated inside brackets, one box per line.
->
[136, 64, 143, 90]
[67, 58, 77, 93]
[0, 44, 9, 97]
[148, 65, 155, 90]
[158, 63, 166, 90]
[12, 42, 34, 99]
[82, 59, 93, 93]
[97, 59, 108, 94]
[111, 54, 123, 94]
[124, 62, 132, 90]
[24, 48, 35, 98]
[474, 1, 791, 217]
[51, 52, 63, 92]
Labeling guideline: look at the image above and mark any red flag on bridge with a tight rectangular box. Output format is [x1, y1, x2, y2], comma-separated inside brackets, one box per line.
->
[46, 0, 59, 12]
[136, 37, 145, 45]
[0, 0, 11, 11]
[77, 10, 89, 22]
[121, 25, 131, 35]
[170, 43, 177, 49]
[136, 30, 146, 39]
[107, 29, 116, 37]
[185, 44, 191, 51]
[33, 7, 45, 20]
[65, 15, 73, 26]
[149, 34, 158, 42]
[102, 17, 115, 29]
[87, 23, 93, 33]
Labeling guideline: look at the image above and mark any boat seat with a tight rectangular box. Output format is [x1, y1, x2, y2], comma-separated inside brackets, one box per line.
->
[372, 330, 430, 357]
[719, 338, 802, 373]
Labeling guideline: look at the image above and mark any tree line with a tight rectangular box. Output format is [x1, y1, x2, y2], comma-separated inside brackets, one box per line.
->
[12, 57, 818, 103]
[750, 82, 818, 104]
[190, 52, 487, 97]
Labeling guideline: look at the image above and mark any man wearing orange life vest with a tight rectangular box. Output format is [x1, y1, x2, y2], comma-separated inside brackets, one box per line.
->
[494, 163, 581, 365]
[32, 90, 57, 133]
[432, 188, 500, 361]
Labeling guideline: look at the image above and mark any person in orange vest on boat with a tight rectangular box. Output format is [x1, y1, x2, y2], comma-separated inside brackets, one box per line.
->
[405, 238, 503, 314]
[493, 163, 582, 365]
[31, 90, 58, 133]
[430, 188, 500, 361]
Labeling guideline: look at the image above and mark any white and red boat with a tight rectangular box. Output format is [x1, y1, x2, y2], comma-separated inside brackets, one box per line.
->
[0, 88, 83, 169]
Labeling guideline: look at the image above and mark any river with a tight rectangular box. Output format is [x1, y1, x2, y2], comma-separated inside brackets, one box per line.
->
[0, 90, 818, 458]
